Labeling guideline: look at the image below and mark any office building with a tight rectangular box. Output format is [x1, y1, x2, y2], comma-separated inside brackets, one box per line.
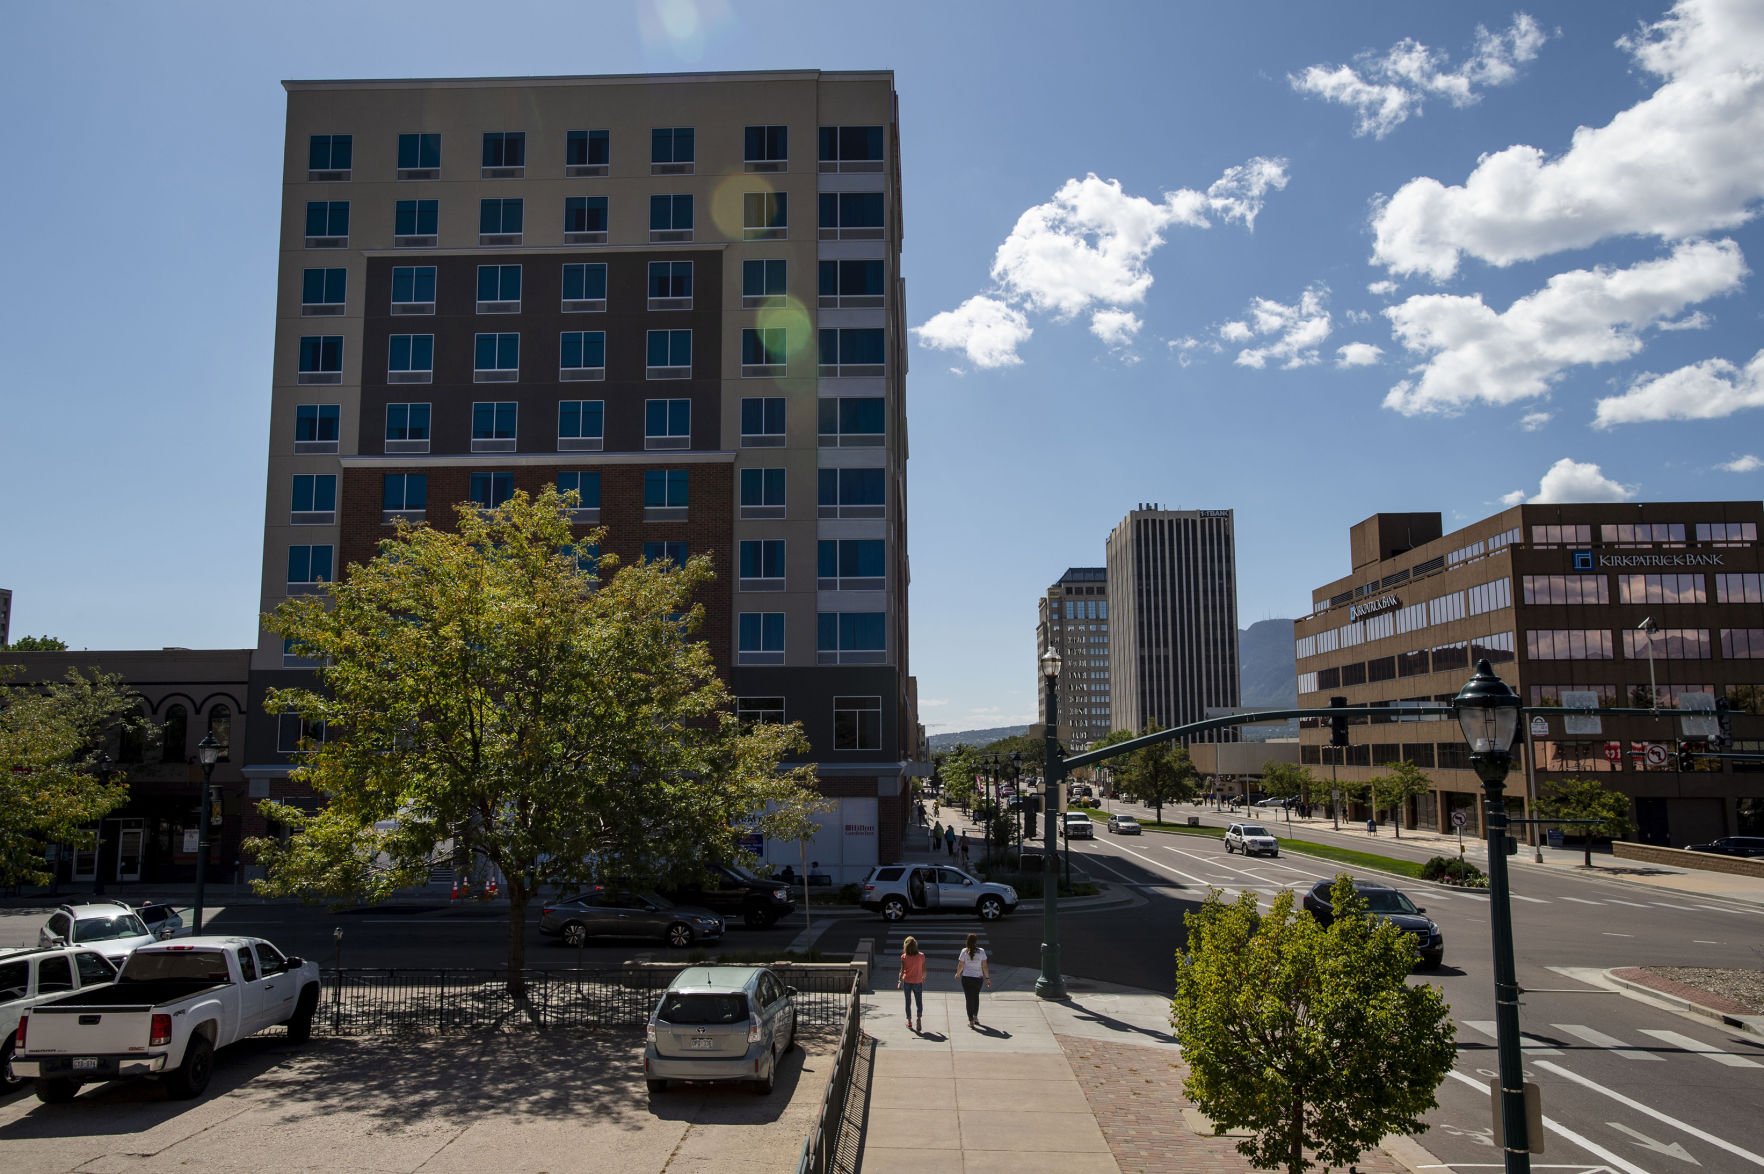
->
[1105, 506, 1241, 739]
[247, 71, 916, 878]
[1036, 567, 1110, 750]
[1295, 504, 1763, 845]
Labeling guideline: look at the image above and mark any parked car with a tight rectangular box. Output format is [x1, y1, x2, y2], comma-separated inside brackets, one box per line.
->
[1062, 812, 1095, 840]
[134, 903, 189, 940]
[1687, 836, 1764, 858]
[539, 886, 724, 949]
[38, 902, 158, 964]
[661, 863, 796, 929]
[643, 964, 798, 1095]
[859, 864, 1019, 921]
[1107, 814, 1142, 835]
[1223, 823, 1280, 857]
[1302, 879, 1444, 969]
[1255, 796, 1299, 809]
[8, 936, 320, 1102]
[1, 946, 120, 1091]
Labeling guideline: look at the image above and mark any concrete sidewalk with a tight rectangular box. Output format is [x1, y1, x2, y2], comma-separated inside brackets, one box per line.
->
[856, 961, 1418, 1174]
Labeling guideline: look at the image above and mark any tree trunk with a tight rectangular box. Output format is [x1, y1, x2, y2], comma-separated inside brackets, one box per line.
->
[1288, 1096, 1305, 1174]
[506, 885, 528, 996]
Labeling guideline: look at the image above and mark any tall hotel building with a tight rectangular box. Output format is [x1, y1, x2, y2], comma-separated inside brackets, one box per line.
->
[1105, 506, 1241, 739]
[1036, 568, 1110, 751]
[1295, 505, 1763, 846]
[245, 72, 917, 878]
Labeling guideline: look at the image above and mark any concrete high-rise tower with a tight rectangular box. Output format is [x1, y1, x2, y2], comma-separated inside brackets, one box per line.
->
[1036, 567, 1110, 750]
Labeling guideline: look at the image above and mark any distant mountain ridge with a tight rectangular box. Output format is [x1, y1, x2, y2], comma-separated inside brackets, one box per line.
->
[929, 725, 1027, 751]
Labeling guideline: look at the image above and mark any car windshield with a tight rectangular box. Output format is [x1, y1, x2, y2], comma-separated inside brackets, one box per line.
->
[1241, 826, 1271, 838]
[1361, 890, 1420, 915]
[1117, 817, 1137, 824]
[73, 914, 149, 943]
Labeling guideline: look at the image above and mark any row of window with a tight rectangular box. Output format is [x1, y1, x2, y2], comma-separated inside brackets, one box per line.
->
[306, 125, 885, 181]
[1524, 628, 1764, 660]
[296, 327, 886, 383]
[303, 192, 885, 249]
[1299, 634, 1517, 693]
[291, 396, 884, 459]
[302, 259, 886, 316]
[1528, 522, 1758, 547]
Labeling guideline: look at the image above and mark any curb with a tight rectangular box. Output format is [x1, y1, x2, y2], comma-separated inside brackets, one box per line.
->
[1604, 968, 1764, 1038]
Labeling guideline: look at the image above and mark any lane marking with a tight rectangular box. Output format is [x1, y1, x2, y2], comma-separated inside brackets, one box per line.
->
[1559, 897, 1604, 906]
[1603, 932, 1636, 938]
[1693, 940, 1720, 945]
[1536, 1058, 1764, 1168]
[1638, 1029, 1763, 1068]
[1445, 1069, 1656, 1174]
[1462, 1020, 1563, 1055]
[1551, 1023, 1663, 1061]
[1650, 902, 1706, 912]
[1510, 893, 1548, 904]
[1606, 900, 1654, 909]
[1607, 1121, 1699, 1164]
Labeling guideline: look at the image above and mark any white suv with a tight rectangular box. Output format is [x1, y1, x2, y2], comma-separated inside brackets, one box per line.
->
[1224, 823, 1280, 858]
[860, 864, 1019, 921]
[38, 902, 158, 964]
[1, 945, 119, 1090]
[1062, 812, 1095, 840]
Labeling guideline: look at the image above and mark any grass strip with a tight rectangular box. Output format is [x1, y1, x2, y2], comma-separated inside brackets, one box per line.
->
[1136, 819, 1425, 879]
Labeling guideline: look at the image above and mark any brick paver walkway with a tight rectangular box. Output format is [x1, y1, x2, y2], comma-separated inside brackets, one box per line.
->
[1056, 1034, 1409, 1174]
[1613, 966, 1759, 1016]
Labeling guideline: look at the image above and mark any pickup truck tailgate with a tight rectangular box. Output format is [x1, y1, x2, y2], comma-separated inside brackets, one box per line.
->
[22, 1004, 161, 1057]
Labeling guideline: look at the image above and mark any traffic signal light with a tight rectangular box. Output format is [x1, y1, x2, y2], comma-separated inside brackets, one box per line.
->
[1330, 696, 1350, 747]
[1715, 696, 1732, 749]
[1677, 741, 1696, 772]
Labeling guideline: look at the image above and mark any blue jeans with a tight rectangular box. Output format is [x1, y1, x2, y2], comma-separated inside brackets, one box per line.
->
[902, 982, 923, 1019]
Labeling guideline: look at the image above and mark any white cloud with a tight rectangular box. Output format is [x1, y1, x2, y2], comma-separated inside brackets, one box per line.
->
[913, 159, 1289, 368]
[1291, 14, 1547, 138]
[1227, 286, 1333, 370]
[1593, 348, 1764, 426]
[1336, 342, 1384, 367]
[1500, 489, 1527, 506]
[1519, 410, 1553, 431]
[1090, 309, 1143, 346]
[1345, 309, 1373, 325]
[1382, 238, 1748, 415]
[1373, 0, 1764, 278]
[1721, 454, 1763, 472]
[1509, 458, 1638, 504]
[1367, 279, 1399, 296]
[912, 295, 1032, 369]
[1656, 310, 1713, 331]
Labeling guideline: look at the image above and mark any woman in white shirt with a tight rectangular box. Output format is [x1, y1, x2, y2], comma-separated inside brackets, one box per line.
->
[954, 932, 990, 1027]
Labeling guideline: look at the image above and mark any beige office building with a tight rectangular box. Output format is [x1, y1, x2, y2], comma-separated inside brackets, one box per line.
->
[1036, 567, 1110, 751]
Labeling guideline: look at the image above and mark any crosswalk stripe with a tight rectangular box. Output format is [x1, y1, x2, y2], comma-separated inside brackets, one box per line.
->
[1551, 1023, 1663, 1060]
[1640, 1029, 1764, 1067]
[1463, 1020, 1563, 1054]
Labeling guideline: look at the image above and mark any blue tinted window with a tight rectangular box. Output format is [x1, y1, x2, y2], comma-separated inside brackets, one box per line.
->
[651, 127, 695, 163]
[382, 473, 427, 511]
[308, 135, 352, 171]
[649, 194, 692, 231]
[476, 265, 521, 302]
[479, 198, 523, 234]
[818, 192, 883, 229]
[469, 472, 514, 507]
[395, 200, 438, 236]
[298, 336, 342, 373]
[645, 399, 690, 438]
[555, 471, 601, 508]
[741, 397, 785, 436]
[472, 402, 517, 439]
[561, 332, 605, 370]
[391, 266, 436, 304]
[739, 612, 784, 652]
[305, 201, 349, 237]
[820, 397, 885, 437]
[819, 468, 884, 506]
[820, 259, 884, 296]
[742, 329, 786, 365]
[643, 540, 688, 566]
[740, 540, 785, 579]
[648, 261, 692, 299]
[291, 474, 337, 513]
[646, 330, 691, 369]
[295, 404, 339, 442]
[819, 612, 885, 651]
[475, 333, 519, 371]
[643, 469, 689, 508]
[744, 125, 787, 162]
[562, 263, 606, 300]
[818, 125, 883, 162]
[482, 132, 525, 168]
[820, 539, 884, 577]
[302, 268, 346, 305]
[558, 400, 604, 440]
[386, 402, 431, 442]
[744, 259, 786, 298]
[397, 133, 440, 169]
[566, 129, 609, 166]
[740, 468, 785, 506]
[288, 545, 334, 584]
[564, 196, 608, 233]
[388, 335, 433, 372]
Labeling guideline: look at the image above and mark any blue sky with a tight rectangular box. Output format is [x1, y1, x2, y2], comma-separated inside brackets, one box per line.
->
[3, 1, 1760, 735]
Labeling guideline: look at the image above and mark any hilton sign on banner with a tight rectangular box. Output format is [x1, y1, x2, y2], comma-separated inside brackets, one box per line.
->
[1572, 550, 1725, 571]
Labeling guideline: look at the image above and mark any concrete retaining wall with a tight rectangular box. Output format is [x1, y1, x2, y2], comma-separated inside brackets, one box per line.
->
[1613, 841, 1764, 878]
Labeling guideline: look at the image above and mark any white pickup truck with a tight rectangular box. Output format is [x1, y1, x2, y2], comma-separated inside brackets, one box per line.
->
[8, 935, 321, 1103]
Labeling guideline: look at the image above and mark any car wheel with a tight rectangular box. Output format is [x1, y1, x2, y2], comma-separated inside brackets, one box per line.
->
[881, 896, 907, 921]
[285, 986, 319, 1045]
[743, 903, 773, 929]
[0, 1037, 23, 1093]
[753, 1048, 776, 1095]
[784, 1009, 798, 1052]
[1421, 954, 1444, 970]
[34, 1078, 80, 1104]
[976, 895, 1004, 920]
[561, 920, 588, 948]
[665, 922, 695, 949]
[165, 1034, 214, 1100]
[647, 1078, 668, 1095]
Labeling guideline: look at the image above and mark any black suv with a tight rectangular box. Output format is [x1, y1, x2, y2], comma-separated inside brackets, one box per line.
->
[1302, 879, 1444, 969]
[662, 863, 796, 929]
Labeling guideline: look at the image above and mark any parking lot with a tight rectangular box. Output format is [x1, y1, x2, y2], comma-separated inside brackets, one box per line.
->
[0, 1027, 834, 1173]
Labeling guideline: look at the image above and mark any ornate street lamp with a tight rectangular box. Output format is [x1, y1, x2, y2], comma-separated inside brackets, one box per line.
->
[1036, 649, 1067, 999]
[1454, 660, 1531, 1174]
[192, 732, 222, 934]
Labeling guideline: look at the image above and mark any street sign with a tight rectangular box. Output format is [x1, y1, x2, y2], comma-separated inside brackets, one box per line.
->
[1644, 743, 1669, 768]
[1452, 809, 1469, 829]
[1562, 689, 1603, 735]
[1529, 716, 1548, 738]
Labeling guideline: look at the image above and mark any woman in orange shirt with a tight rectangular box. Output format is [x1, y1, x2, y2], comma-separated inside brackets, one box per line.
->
[898, 935, 926, 1032]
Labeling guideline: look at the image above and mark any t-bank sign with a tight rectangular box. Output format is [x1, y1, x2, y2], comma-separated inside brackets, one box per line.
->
[1349, 593, 1400, 622]
[1571, 550, 1725, 571]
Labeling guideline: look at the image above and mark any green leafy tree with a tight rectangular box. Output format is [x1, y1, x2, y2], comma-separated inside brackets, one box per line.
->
[0, 668, 140, 883]
[3, 635, 69, 652]
[248, 488, 824, 989]
[1259, 762, 1317, 819]
[1094, 726, 1200, 822]
[1173, 877, 1456, 1174]
[1538, 776, 1634, 851]
[937, 744, 980, 814]
[1366, 760, 1431, 838]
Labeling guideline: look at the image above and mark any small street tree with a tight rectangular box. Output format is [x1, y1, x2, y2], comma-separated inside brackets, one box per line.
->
[0, 667, 141, 884]
[1173, 878, 1456, 1174]
[248, 489, 824, 991]
[1538, 776, 1634, 865]
[1259, 762, 1317, 821]
[938, 744, 980, 815]
[1366, 760, 1431, 838]
[1095, 726, 1200, 822]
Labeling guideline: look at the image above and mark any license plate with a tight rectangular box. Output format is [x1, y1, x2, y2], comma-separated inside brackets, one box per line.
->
[689, 1038, 716, 1050]
[73, 1057, 99, 1071]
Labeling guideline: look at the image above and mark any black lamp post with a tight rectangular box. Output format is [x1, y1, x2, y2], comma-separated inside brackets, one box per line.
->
[1455, 659, 1531, 1174]
[1036, 649, 1067, 1000]
[192, 732, 221, 934]
[1012, 750, 1024, 853]
[91, 753, 114, 896]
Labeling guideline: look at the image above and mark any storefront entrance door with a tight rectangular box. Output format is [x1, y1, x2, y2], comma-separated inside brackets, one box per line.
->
[116, 824, 144, 882]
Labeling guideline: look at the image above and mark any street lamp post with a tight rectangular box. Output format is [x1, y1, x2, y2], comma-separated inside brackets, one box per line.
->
[1036, 649, 1067, 1000]
[91, 753, 114, 896]
[1637, 616, 1659, 713]
[1455, 660, 1531, 1174]
[1011, 750, 1024, 856]
[192, 732, 221, 934]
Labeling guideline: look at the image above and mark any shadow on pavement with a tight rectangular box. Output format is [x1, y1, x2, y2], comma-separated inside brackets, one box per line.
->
[1064, 997, 1177, 1044]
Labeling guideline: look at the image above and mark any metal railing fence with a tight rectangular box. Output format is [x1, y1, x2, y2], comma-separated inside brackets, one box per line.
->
[796, 975, 864, 1174]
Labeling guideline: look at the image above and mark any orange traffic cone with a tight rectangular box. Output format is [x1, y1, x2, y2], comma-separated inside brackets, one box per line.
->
[485, 877, 499, 899]
[450, 878, 461, 902]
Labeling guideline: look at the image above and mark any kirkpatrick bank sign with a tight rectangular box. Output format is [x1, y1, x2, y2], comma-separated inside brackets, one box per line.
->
[1571, 550, 1726, 571]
